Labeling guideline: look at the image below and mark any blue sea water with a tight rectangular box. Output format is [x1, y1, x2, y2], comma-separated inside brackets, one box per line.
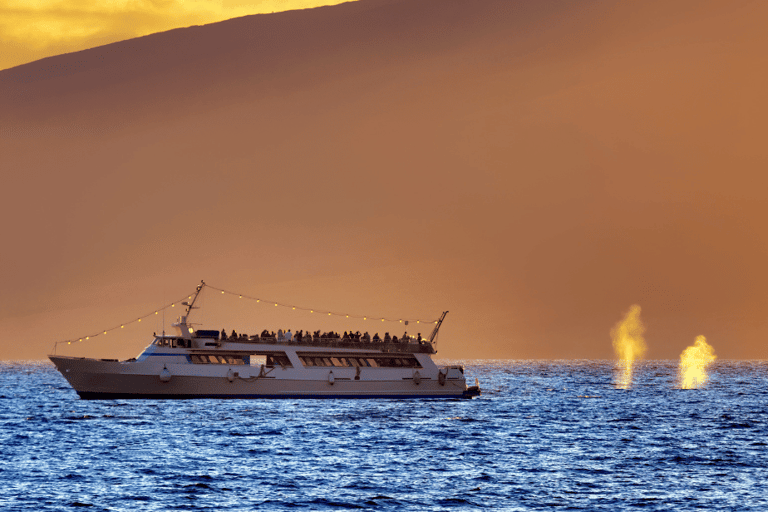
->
[1, 360, 767, 511]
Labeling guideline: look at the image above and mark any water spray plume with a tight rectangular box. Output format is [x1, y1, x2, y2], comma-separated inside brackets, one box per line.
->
[611, 305, 646, 389]
[679, 335, 716, 389]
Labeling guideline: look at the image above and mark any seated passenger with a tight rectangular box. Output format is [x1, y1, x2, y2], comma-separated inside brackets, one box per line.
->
[392, 335, 399, 343]
[286, 330, 293, 342]
[231, 329, 238, 339]
[221, 329, 227, 340]
[384, 332, 391, 343]
[372, 333, 381, 342]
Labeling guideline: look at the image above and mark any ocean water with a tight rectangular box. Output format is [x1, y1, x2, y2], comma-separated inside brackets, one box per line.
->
[1, 360, 767, 511]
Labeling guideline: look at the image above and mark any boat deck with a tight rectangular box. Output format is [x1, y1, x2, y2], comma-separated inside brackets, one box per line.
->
[220, 337, 437, 354]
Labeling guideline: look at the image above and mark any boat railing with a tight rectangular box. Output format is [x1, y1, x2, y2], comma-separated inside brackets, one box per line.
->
[219, 336, 436, 354]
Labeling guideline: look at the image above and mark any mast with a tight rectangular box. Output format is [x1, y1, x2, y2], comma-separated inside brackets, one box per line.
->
[174, 280, 205, 338]
[428, 311, 448, 343]
[183, 280, 205, 316]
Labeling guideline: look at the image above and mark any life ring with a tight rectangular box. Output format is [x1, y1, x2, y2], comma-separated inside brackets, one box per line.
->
[328, 371, 335, 385]
[438, 368, 447, 386]
[413, 370, 421, 385]
[227, 369, 236, 382]
[159, 367, 172, 383]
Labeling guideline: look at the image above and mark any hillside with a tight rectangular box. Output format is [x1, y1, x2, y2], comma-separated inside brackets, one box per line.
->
[1, 0, 767, 360]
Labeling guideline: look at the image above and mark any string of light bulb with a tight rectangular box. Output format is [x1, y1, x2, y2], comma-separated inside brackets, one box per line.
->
[54, 282, 437, 350]
[205, 284, 437, 325]
[53, 289, 198, 351]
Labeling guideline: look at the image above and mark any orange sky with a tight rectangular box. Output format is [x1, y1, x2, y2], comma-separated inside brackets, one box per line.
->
[0, 0, 354, 71]
[1, 0, 767, 361]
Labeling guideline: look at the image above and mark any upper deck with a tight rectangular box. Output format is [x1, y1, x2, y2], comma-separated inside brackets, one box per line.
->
[154, 333, 437, 355]
[235, 337, 436, 354]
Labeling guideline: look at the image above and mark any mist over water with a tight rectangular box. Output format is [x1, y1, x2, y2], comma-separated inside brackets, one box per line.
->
[679, 335, 717, 389]
[611, 305, 646, 389]
[2, 360, 767, 510]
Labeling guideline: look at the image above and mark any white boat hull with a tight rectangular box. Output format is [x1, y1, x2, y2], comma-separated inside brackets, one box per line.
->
[49, 355, 479, 399]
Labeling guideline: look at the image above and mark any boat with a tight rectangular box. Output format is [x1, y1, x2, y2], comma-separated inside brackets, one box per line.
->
[49, 282, 481, 399]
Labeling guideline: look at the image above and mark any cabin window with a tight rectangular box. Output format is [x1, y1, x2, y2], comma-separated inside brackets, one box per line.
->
[266, 354, 292, 368]
[249, 355, 267, 367]
[190, 354, 246, 365]
[154, 337, 191, 348]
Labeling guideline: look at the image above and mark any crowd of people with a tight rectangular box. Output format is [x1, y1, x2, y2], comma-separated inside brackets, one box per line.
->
[219, 328, 424, 344]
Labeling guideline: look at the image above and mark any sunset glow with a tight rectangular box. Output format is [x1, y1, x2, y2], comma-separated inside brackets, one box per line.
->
[1, 0, 766, 361]
[611, 305, 647, 389]
[0, 0, 355, 70]
[679, 335, 717, 389]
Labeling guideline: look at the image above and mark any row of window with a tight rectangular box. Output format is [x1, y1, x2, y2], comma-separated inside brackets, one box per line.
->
[297, 354, 421, 369]
[190, 354, 245, 365]
[186, 353, 420, 369]
[189, 354, 293, 367]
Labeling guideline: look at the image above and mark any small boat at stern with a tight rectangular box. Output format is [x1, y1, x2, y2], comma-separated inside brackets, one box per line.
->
[49, 282, 481, 400]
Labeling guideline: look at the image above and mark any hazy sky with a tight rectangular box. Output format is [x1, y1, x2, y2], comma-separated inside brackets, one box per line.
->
[0, 0, 353, 70]
[1, 0, 767, 361]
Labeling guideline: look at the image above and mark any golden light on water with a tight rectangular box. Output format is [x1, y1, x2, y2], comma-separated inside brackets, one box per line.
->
[679, 335, 717, 389]
[611, 305, 646, 389]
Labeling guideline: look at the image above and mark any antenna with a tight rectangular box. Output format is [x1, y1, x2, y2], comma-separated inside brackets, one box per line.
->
[428, 311, 449, 344]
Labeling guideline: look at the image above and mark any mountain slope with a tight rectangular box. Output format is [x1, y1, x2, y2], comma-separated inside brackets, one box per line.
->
[1, 0, 767, 360]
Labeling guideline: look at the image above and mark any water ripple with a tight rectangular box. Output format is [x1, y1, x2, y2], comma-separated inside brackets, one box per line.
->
[1, 360, 768, 510]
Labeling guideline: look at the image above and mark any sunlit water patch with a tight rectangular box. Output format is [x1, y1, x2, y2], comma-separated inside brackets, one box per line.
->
[1, 360, 768, 510]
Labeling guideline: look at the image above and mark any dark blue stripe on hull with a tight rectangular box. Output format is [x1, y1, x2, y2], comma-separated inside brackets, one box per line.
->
[77, 391, 477, 400]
